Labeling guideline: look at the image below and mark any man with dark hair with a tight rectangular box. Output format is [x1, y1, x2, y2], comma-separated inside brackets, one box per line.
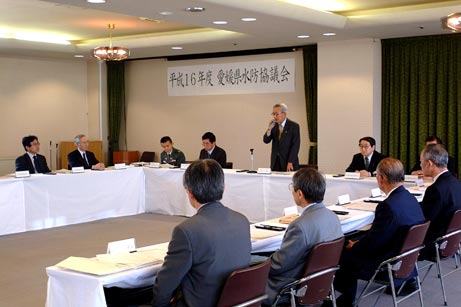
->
[334, 158, 425, 306]
[410, 136, 457, 176]
[199, 132, 227, 168]
[105, 159, 251, 307]
[160, 136, 186, 167]
[15, 135, 51, 173]
[68, 134, 105, 170]
[419, 144, 461, 260]
[263, 103, 300, 171]
[345, 136, 385, 177]
[264, 168, 343, 305]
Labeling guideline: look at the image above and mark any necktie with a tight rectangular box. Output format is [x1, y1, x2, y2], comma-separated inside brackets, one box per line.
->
[278, 124, 283, 140]
[167, 154, 171, 163]
[365, 156, 370, 170]
[83, 153, 89, 168]
[33, 155, 40, 173]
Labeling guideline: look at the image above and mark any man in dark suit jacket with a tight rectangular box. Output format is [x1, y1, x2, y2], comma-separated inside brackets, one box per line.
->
[410, 136, 457, 177]
[199, 131, 227, 168]
[67, 134, 105, 170]
[104, 159, 251, 307]
[15, 135, 51, 174]
[263, 103, 300, 171]
[345, 136, 385, 177]
[334, 158, 425, 306]
[419, 144, 461, 260]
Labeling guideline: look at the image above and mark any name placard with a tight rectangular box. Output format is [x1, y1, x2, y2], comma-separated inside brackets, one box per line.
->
[107, 238, 136, 254]
[257, 168, 272, 174]
[344, 172, 361, 179]
[337, 194, 351, 205]
[149, 162, 160, 168]
[370, 188, 382, 198]
[404, 175, 419, 182]
[15, 171, 30, 178]
[114, 163, 127, 170]
[71, 167, 84, 173]
[180, 163, 190, 170]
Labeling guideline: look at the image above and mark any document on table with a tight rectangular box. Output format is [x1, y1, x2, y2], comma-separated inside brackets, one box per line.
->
[56, 249, 165, 276]
[251, 227, 284, 241]
[343, 201, 378, 212]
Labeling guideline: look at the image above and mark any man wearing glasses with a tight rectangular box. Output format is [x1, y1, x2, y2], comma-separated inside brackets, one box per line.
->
[345, 136, 385, 177]
[15, 135, 51, 174]
[263, 103, 300, 171]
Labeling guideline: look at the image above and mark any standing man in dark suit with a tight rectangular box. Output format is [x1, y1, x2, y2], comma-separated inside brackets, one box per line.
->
[104, 159, 251, 307]
[67, 134, 105, 170]
[345, 136, 385, 177]
[199, 132, 227, 168]
[263, 103, 300, 171]
[419, 144, 461, 260]
[334, 158, 425, 306]
[15, 135, 51, 174]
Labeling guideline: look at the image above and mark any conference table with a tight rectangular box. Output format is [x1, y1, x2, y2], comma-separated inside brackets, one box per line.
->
[0, 167, 384, 236]
[46, 207, 374, 307]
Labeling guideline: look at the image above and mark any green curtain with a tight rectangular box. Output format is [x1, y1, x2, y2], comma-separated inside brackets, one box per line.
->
[382, 34, 461, 174]
[302, 45, 318, 166]
[107, 61, 126, 165]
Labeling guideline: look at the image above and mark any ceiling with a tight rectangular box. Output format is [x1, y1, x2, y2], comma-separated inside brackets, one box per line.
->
[1, 0, 460, 61]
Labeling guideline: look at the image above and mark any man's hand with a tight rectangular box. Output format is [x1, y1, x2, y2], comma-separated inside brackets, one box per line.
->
[287, 162, 294, 172]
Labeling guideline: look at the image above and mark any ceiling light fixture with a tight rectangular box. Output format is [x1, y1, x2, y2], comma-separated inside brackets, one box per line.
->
[241, 18, 257, 22]
[213, 21, 228, 25]
[171, 46, 183, 50]
[186, 7, 205, 12]
[93, 24, 129, 61]
[322, 32, 336, 36]
[441, 12, 461, 32]
[87, 0, 106, 3]
[297, 35, 310, 39]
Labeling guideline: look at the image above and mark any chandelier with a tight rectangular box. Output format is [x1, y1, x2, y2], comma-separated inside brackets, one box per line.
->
[93, 24, 130, 61]
[441, 12, 461, 32]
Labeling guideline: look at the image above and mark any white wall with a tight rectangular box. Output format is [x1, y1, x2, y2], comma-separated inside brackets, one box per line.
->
[0, 55, 91, 174]
[124, 51, 309, 169]
[317, 39, 382, 174]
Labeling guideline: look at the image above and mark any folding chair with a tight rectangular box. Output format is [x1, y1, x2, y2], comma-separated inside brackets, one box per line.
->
[355, 220, 430, 307]
[139, 151, 155, 162]
[216, 259, 271, 307]
[272, 236, 345, 307]
[420, 209, 461, 306]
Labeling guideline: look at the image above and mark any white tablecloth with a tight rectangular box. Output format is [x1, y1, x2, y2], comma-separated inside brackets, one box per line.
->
[0, 168, 146, 235]
[144, 169, 380, 222]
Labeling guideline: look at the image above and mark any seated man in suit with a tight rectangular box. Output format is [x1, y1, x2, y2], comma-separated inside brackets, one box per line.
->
[345, 136, 385, 177]
[334, 158, 425, 307]
[68, 134, 105, 170]
[104, 159, 251, 307]
[263, 103, 300, 172]
[15, 135, 51, 174]
[263, 168, 343, 305]
[410, 135, 457, 177]
[418, 144, 461, 260]
[160, 136, 186, 167]
[199, 131, 227, 168]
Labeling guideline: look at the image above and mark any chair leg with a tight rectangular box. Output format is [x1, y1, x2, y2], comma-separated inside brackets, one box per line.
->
[330, 283, 337, 307]
[435, 251, 448, 306]
[386, 265, 398, 307]
[415, 274, 424, 307]
[289, 289, 296, 307]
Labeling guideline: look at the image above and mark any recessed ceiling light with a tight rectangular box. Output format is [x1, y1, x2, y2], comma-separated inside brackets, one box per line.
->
[171, 46, 183, 50]
[185, 7, 205, 12]
[297, 35, 310, 39]
[241, 18, 256, 22]
[323, 32, 336, 36]
[159, 11, 173, 16]
[74, 55, 84, 58]
[87, 0, 106, 3]
[213, 21, 228, 25]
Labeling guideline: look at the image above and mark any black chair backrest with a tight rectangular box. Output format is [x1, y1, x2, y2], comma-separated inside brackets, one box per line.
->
[439, 209, 461, 258]
[224, 162, 233, 169]
[297, 236, 345, 305]
[393, 220, 430, 279]
[216, 259, 271, 307]
[139, 151, 155, 162]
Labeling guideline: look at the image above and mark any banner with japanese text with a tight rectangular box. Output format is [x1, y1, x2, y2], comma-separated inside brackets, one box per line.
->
[167, 58, 295, 96]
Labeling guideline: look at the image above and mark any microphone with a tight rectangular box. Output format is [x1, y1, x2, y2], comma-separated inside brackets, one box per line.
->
[55, 143, 59, 170]
[49, 140, 53, 171]
[248, 148, 257, 173]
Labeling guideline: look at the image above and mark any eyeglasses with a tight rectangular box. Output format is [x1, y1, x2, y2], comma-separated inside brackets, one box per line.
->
[271, 112, 284, 117]
[288, 182, 296, 192]
[359, 145, 371, 149]
[30, 141, 40, 146]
